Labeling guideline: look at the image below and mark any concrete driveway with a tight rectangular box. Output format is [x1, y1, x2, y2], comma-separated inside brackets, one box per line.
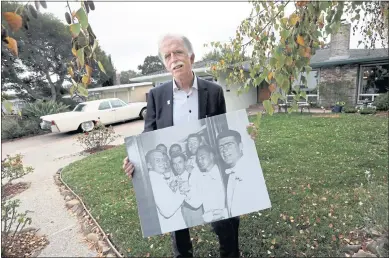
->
[1, 119, 145, 257]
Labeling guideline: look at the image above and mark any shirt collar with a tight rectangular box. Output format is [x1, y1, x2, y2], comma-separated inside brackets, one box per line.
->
[173, 71, 198, 92]
[202, 164, 219, 180]
[225, 155, 245, 180]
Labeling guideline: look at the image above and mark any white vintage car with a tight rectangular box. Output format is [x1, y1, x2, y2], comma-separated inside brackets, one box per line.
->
[40, 98, 147, 133]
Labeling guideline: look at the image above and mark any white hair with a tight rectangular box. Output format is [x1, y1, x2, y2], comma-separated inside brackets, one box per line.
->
[157, 33, 194, 65]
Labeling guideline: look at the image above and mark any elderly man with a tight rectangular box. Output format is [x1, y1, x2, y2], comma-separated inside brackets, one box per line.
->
[123, 34, 240, 257]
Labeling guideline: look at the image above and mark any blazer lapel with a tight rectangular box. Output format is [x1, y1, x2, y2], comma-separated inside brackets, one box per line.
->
[197, 78, 208, 119]
[163, 82, 174, 127]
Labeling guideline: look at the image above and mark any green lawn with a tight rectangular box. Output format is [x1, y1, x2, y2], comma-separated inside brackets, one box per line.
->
[62, 113, 388, 257]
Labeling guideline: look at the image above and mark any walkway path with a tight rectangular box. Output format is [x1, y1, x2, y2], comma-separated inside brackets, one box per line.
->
[1, 120, 144, 257]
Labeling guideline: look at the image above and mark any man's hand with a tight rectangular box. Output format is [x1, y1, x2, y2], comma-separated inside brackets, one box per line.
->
[123, 157, 135, 178]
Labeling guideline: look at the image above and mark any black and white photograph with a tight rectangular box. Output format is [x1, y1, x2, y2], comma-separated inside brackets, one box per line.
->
[125, 109, 272, 237]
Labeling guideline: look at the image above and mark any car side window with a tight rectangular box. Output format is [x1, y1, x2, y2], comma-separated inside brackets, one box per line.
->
[98, 101, 111, 110]
[110, 99, 124, 108]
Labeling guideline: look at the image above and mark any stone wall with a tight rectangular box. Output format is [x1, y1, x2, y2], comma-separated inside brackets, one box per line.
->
[318, 64, 359, 107]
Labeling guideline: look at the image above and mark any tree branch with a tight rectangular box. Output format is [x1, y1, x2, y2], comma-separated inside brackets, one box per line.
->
[242, 1, 290, 48]
[44, 70, 57, 101]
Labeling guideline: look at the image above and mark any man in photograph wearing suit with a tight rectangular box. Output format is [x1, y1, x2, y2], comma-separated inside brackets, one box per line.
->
[123, 33, 240, 257]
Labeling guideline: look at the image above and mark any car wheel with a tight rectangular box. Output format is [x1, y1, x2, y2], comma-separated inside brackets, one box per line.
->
[140, 108, 147, 120]
[80, 121, 95, 132]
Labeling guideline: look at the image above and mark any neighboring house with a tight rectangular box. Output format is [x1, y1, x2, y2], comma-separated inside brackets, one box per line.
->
[64, 82, 154, 104]
[132, 23, 388, 111]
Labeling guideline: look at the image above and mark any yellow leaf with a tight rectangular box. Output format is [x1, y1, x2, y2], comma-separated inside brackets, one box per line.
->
[289, 13, 300, 26]
[85, 64, 92, 76]
[82, 75, 91, 85]
[6, 36, 18, 56]
[271, 239, 276, 245]
[3, 12, 22, 32]
[304, 47, 311, 58]
[267, 72, 273, 81]
[268, 83, 276, 93]
[297, 35, 305, 46]
[68, 66, 74, 78]
[72, 48, 77, 57]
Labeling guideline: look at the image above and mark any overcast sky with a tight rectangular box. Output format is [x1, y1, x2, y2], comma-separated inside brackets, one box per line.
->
[41, 1, 386, 74]
[42, 1, 253, 73]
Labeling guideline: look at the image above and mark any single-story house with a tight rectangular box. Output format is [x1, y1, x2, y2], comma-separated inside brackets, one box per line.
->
[63, 82, 154, 104]
[131, 23, 388, 111]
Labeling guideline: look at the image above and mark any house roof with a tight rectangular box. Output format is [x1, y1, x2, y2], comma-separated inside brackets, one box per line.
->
[87, 82, 153, 92]
[144, 60, 218, 76]
[310, 48, 388, 67]
[131, 48, 388, 81]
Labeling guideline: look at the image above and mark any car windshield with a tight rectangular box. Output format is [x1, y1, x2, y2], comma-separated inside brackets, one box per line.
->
[73, 104, 87, 112]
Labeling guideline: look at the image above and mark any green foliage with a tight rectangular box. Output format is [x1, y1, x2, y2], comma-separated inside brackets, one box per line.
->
[58, 97, 79, 110]
[120, 70, 140, 84]
[1, 155, 34, 247]
[1, 116, 43, 140]
[360, 107, 377, 115]
[343, 106, 357, 113]
[208, 1, 388, 116]
[1, 154, 33, 185]
[137, 55, 164, 75]
[1, 0, 110, 99]
[373, 92, 389, 111]
[22, 100, 70, 119]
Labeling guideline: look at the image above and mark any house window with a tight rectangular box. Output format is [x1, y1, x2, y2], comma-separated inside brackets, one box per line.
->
[358, 63, 389, 103]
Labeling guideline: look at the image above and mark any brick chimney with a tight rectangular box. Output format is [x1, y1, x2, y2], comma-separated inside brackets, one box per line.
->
[329, 23, 351, 60]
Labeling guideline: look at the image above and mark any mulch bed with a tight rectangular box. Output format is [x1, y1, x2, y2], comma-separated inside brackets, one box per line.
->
[2, 182, 31, 199]
[84, 145, 116, 154]
[1, 229, 49, 258]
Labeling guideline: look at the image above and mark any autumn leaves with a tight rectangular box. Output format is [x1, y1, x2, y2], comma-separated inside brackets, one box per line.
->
[2, 2, 45, 57]
[2, 0, 105, 99]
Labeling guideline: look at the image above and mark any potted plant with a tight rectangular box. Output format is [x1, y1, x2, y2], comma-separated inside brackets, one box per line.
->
[332, 101, 346, 113]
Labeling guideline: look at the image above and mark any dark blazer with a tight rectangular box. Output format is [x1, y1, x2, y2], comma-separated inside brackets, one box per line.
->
[143, 77, 227, 132]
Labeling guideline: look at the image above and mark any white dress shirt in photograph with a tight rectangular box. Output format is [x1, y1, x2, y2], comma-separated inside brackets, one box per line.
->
[225, 153, 269, 217]
[149, 170, 187, 233]
[184, 164, 228, 221]
[172, 73, 199, 126]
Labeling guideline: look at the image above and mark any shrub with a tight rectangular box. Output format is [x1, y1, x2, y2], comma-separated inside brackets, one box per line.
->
[76, 122, 120, 152]
[344, 106, 357, 113]
[1, 116, 44, 140]
[58, 97, 79, 110]
[373, 92, 389, 111]
[1, 155, 34, 245]
[360, 107, 377, 115]
[22, 100, 70, 119]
